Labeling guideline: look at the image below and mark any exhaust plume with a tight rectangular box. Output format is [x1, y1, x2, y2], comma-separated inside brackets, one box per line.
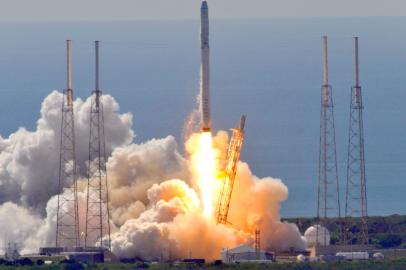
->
[0, 91, 305, 260]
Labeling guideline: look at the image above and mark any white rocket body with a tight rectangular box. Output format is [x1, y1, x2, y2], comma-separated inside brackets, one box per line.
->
[200, 0, 211, 132]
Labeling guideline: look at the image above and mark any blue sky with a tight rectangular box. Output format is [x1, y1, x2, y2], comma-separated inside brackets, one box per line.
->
[2, 0, 406, 22]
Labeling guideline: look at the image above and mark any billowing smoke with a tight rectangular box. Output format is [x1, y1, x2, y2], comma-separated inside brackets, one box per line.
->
[107, 137, 190, 226]
[0, 90, 132, 252]
[0, 91, 306, 260]
[110, 132, 305, 261]
[0, 91, 132, 213]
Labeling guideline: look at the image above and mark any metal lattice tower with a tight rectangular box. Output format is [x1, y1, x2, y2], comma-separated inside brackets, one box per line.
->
[56, 40, 80, 249]
[344, 37, 368, 245]
[255, 229, 260, 259]
[85, 41, 111, 250]
[216, 115, 246, 225]
[316, 36, 341, 245]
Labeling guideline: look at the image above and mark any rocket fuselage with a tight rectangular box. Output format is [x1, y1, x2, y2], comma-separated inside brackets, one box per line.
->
[200, 1, 211, 132]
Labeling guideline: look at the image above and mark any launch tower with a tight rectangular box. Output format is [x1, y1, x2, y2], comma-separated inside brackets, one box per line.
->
[316, 36, 341, 245]
[85, 41, 111, 250]
[56, 40, 80, 249]
[344, 37, 368, 245]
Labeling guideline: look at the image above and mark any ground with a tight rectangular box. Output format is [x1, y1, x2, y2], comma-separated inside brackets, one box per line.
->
[3, 260, 406, 270]
[5, 215, 406, 269]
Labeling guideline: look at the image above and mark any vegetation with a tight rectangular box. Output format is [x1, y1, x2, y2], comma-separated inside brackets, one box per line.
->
[285, 214, 406, 248]
[3, 260, 406, 270]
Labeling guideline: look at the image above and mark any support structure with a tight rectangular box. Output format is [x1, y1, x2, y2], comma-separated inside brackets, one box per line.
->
[255, 229, 260, 259]
[216, 116, 246, 225]
[317, 36, 341, 245]
[344, 37, 368, 245]
[56, 40, 80, 249]
[85, 41, 111, 250]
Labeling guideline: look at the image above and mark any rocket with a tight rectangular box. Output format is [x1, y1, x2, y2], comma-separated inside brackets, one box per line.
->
[200, 0, 211, 132]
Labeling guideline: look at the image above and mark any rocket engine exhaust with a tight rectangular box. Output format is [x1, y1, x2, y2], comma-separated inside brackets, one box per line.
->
[200, 0, 211, 132]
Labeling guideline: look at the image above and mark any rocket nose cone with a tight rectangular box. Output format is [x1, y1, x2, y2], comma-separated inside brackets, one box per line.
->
[201, 0, 208, 9]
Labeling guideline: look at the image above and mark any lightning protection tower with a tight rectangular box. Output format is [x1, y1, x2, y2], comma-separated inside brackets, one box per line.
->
[56, 40, 80, 249]
[316, 36, 341, 246]
[344, 37, 368, 245]
[85, 41, 111, 250]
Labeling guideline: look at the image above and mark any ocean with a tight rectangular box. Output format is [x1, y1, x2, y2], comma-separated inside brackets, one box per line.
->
[0, 18, 405, 218]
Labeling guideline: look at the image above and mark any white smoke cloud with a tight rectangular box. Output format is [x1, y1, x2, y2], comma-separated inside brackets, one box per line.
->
[107, 137, 190, 226]
[0, 202, 44, 251]
[0, 190, 88, 254]
[74, 94, 134, 174]
[0, 91, 305, 261]
[0, 91, 133, 251]
[0, 91, 133, 213]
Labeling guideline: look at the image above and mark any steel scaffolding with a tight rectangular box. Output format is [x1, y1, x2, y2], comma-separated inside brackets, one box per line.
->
[56, 40, 80, 249]
[85, 41, 111, 250]
[344, 37, 368, 245]
[316, 36, 341, 246]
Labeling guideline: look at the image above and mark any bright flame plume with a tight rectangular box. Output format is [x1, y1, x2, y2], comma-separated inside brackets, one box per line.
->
[188, 132, 220, 218]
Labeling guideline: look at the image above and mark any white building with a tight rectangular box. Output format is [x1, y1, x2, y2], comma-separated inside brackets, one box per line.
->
[220, 245, 274, 263]
[336, 252, 369, 261]
[304, 225, 331, 247]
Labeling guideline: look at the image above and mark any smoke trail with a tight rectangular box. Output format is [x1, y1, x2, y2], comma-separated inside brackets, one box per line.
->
[182, 110, 199, 145]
